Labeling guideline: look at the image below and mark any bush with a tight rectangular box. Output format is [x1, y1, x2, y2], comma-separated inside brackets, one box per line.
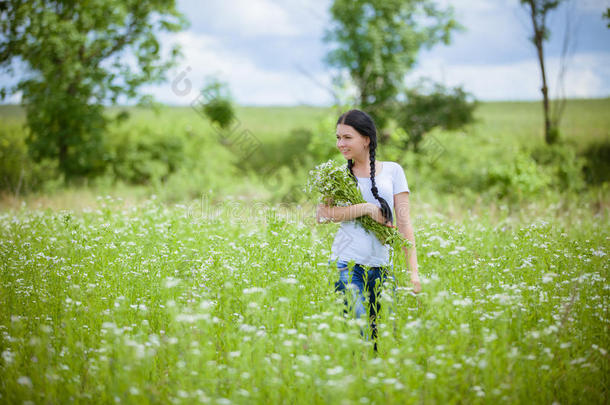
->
[484, 148, 552, 201]
[105, 127, 183, 185]
[531, 143, 586, 192]
[390, 132, 554, 203]
[581, 140, 610, 185]
[243, 128, 313, 174]
[198, 77, 236, 130]
[0, 124, 59, 194]
[202, 98, 235, 130]
[395, 81, 477, 150]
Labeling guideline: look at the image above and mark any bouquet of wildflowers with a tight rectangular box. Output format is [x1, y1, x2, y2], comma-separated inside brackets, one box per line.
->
[306, 159, 411, 251]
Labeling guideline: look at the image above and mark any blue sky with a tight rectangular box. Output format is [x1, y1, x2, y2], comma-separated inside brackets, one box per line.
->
[2, 0, 609, 105]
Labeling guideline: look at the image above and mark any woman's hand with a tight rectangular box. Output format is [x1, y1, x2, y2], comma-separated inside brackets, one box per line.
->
[410, 272, 422, 294]
[316, 203, 332, 223]
[366, 203, 393, 227]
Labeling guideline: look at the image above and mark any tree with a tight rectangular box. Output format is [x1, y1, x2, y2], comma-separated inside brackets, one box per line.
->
[198, 76, 236, 131]
[395, 81, 477, 152]
[0, 0, 188, 182]
[604, 8, 610, 28]
[323, 0, 459, 131]
[519, 0, 565, 145]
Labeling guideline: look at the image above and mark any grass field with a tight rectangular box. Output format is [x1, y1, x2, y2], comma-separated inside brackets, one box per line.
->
[0, 196, 608, 403]
[0, 99, 609, 403]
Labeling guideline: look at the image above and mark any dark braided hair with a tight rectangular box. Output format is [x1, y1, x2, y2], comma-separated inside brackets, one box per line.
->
[337, 109, 393, 224]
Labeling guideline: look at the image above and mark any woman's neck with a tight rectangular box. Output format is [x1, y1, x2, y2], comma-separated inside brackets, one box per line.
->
[351, 152, 370, 170]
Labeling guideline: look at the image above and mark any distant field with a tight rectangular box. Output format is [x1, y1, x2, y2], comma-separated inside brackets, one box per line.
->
[471, 99, 610, 150]
[1, 98, 608, 143]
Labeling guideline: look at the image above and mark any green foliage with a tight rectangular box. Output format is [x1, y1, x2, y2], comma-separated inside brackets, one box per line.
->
[259, 165, 311, 204]
[0, 124, 30, 194]
[0, 0, 188, 181]
[0, 99, 607, 204]
[0, 124, 58, 194]
[154, 161, 235, 204]
[395, 81, 477, 151]
[199, 77, 236, 130]
[203, 98, 235, 130]
[324, 0, 460, 129]
[581, 140, 610, 185]
[244, 128, 312, 173]
[105, 126, 183, 185]
[531, 143, 586, 191]
[151, 128, 238, 203]
[546, 125, 560, 144]
[484, 148, 552, 202]
[24, 96, 108, 179]
[392, 134, 555, 204]
[306, 115, 343, 164]
[95, 107, 239, 202]
[604, 8, 610, 28]
[383, 111, 593, 205]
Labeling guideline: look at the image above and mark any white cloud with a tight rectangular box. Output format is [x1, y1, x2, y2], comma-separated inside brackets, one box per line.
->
[184, 0, 303, 37]
[127, 0, 610, 105]
[145, 31, 332, 105]
[147, 26, 609, 105]
[408, 52, 610, 100]
[223, 0, 300, 37]
[438, 0, 503, 12]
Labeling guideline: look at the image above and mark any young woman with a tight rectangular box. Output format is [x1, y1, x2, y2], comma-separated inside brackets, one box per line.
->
[316, 109, 421, 349]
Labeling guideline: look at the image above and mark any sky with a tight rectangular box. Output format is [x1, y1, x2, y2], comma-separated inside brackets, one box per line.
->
[2, 0, 609, 106]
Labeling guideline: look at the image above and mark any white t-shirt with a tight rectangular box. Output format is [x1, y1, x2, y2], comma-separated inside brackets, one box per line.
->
[329, 161, 410, 267]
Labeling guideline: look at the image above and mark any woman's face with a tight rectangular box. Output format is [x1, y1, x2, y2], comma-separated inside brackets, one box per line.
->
[336, 123, 369, 160]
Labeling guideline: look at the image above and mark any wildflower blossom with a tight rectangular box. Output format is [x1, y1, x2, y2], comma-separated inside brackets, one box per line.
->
[307, 159, 411, 250]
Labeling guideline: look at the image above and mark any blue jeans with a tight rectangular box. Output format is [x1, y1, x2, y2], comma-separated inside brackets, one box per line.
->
[331, 259, 396, 343]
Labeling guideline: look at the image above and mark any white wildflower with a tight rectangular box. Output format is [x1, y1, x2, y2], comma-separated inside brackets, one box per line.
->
[17, 376, 33, 388]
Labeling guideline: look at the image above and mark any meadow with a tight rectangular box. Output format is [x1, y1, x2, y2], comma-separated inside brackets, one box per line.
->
[0, 100, 608, 403]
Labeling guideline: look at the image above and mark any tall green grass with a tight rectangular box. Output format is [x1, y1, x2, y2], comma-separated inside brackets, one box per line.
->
[0, 196, 607, 403]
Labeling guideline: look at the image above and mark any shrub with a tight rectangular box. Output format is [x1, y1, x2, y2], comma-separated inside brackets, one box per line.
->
[581, 140, 610, 185]
[244, 128, 313, 173]
[531, 143, 586, 192]
[0, 124, 59, 194]
[484, 148, 552, 201]
[198, 77, 236, 130]
[105, 127, 183, 185]
[395, 81, 477, 151]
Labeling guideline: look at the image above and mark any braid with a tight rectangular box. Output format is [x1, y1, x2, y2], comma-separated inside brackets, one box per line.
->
[346, 159, 357, 184]
[369, 146, 393, 224]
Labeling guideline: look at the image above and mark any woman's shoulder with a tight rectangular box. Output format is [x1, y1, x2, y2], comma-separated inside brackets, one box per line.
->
[382, 161, 405, 173]
[381, 161, 408, 183]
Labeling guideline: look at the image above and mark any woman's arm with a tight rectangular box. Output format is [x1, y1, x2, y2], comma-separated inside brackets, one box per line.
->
[316, 202, 371, 224]
[394, 191, 421, 293]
